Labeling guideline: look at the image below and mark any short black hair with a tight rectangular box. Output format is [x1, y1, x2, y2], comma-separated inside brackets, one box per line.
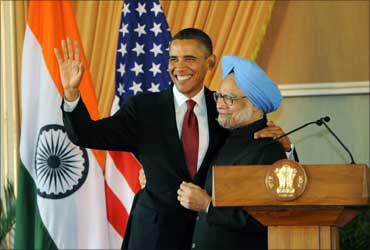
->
[172, 28, 213, 56]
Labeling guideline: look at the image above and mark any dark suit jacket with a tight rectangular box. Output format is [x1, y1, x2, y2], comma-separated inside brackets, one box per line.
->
[191, 117, 287, 250]
[62, 86, 228, 249]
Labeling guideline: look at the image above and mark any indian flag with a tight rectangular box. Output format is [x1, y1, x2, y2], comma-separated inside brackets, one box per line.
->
[15, 1, 110, 249]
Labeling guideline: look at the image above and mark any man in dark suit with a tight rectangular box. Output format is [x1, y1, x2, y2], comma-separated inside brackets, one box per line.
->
[177, 56, 287, 249]
[55, 29, 293, 249]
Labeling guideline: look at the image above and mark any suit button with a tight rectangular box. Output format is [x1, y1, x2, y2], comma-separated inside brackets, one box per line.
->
[192, 243, 196, 248]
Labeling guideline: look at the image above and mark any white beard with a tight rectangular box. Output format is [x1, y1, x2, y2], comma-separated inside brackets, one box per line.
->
[217, 106, 253, 129]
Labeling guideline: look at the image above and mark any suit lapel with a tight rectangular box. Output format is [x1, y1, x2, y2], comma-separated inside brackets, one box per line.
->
[159, 86, 190, 180]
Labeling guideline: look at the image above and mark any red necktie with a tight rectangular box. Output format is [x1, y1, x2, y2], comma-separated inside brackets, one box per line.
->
[181, 100, 199, 179]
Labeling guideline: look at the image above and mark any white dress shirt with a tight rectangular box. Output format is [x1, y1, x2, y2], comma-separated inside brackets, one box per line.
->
[173, 86, 209, 171]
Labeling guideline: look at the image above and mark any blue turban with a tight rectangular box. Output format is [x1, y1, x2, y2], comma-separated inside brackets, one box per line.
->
[221, 55, 282, 113]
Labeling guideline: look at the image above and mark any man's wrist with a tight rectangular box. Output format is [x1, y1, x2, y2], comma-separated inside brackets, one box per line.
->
[64, 88, 80, 102]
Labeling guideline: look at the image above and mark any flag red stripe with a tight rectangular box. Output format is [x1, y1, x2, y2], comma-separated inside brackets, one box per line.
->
[109, 151, 141, 193]
[105, 182, 130, 237]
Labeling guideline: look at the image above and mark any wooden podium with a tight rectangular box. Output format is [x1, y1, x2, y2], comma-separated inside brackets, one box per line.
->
[212, 160, 369, 249]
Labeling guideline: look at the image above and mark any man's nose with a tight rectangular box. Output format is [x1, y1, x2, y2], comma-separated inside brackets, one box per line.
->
[216, 97, 226, 109]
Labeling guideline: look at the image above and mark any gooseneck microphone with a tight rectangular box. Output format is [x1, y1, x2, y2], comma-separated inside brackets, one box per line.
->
[318, 117, 356, 164]
[273, 117, 327, 142]
[274, 116, 356, 164]
[315, 116, 330, 126]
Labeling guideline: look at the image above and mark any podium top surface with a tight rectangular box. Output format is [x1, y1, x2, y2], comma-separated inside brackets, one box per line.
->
[213, 162, 369, 207]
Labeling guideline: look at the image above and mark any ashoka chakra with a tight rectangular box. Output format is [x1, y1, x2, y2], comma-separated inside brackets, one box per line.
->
[34, 124, 89, 199]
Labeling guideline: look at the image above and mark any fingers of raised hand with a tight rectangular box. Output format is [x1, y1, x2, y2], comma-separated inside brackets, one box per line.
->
[59, 38, 80, 61]
[74, 40, 80, 62]
[61, 39, 68, 60]
[67, 38, 74, 59]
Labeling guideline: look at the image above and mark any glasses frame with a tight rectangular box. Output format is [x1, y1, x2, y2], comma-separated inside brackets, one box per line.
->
[213, 92, 246, 106]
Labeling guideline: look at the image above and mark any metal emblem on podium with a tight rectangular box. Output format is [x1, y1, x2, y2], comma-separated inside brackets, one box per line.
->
[265, 159, 307, 201]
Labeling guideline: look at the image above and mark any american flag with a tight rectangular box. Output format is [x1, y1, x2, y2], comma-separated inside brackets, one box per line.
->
[105, 0, 171, 247]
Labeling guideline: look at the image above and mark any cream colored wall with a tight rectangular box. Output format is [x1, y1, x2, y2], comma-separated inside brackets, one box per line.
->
[269, 95, 369, 165]
[258, 1, 369, 165]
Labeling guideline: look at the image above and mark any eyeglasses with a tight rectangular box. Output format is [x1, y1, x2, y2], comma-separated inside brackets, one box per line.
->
[213, 92, 246, 106]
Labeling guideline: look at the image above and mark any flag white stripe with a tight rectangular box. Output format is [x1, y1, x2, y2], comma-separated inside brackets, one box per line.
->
[108, 223, 123, 250]
[20, 26, 54, 180]
[105, 154, 135, 211]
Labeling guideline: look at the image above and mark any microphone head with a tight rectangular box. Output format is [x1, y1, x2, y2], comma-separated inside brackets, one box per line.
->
[316, 120, 323, 126]
[323, 116, 330, 122]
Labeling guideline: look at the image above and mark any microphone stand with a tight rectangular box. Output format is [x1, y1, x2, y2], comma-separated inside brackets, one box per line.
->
[320, 121, 356, 164]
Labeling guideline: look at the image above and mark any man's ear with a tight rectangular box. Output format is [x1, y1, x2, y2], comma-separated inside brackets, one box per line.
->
[207, 55, 216, 70]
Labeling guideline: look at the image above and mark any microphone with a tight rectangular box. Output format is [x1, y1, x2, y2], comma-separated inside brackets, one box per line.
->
[315, 116, 330, 126]
[272, 116, 327, 142]
[274, 116, 356, 164]
[318, 117, 356, 164]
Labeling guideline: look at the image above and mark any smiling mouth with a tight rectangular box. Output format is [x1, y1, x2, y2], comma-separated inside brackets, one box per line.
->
[175, 75, 192, 82]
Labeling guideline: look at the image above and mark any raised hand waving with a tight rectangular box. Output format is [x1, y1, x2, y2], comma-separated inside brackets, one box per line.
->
[54, 38, 84, 101]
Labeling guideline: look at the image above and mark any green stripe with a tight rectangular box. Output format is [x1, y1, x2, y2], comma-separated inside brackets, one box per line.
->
[14, 161, 58, 250]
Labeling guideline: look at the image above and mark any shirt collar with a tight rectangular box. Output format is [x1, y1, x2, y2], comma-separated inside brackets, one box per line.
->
[173, 85, 206, 110]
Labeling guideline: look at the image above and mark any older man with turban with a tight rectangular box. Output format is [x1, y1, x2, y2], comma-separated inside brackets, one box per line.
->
[177, 55, 286, 249]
